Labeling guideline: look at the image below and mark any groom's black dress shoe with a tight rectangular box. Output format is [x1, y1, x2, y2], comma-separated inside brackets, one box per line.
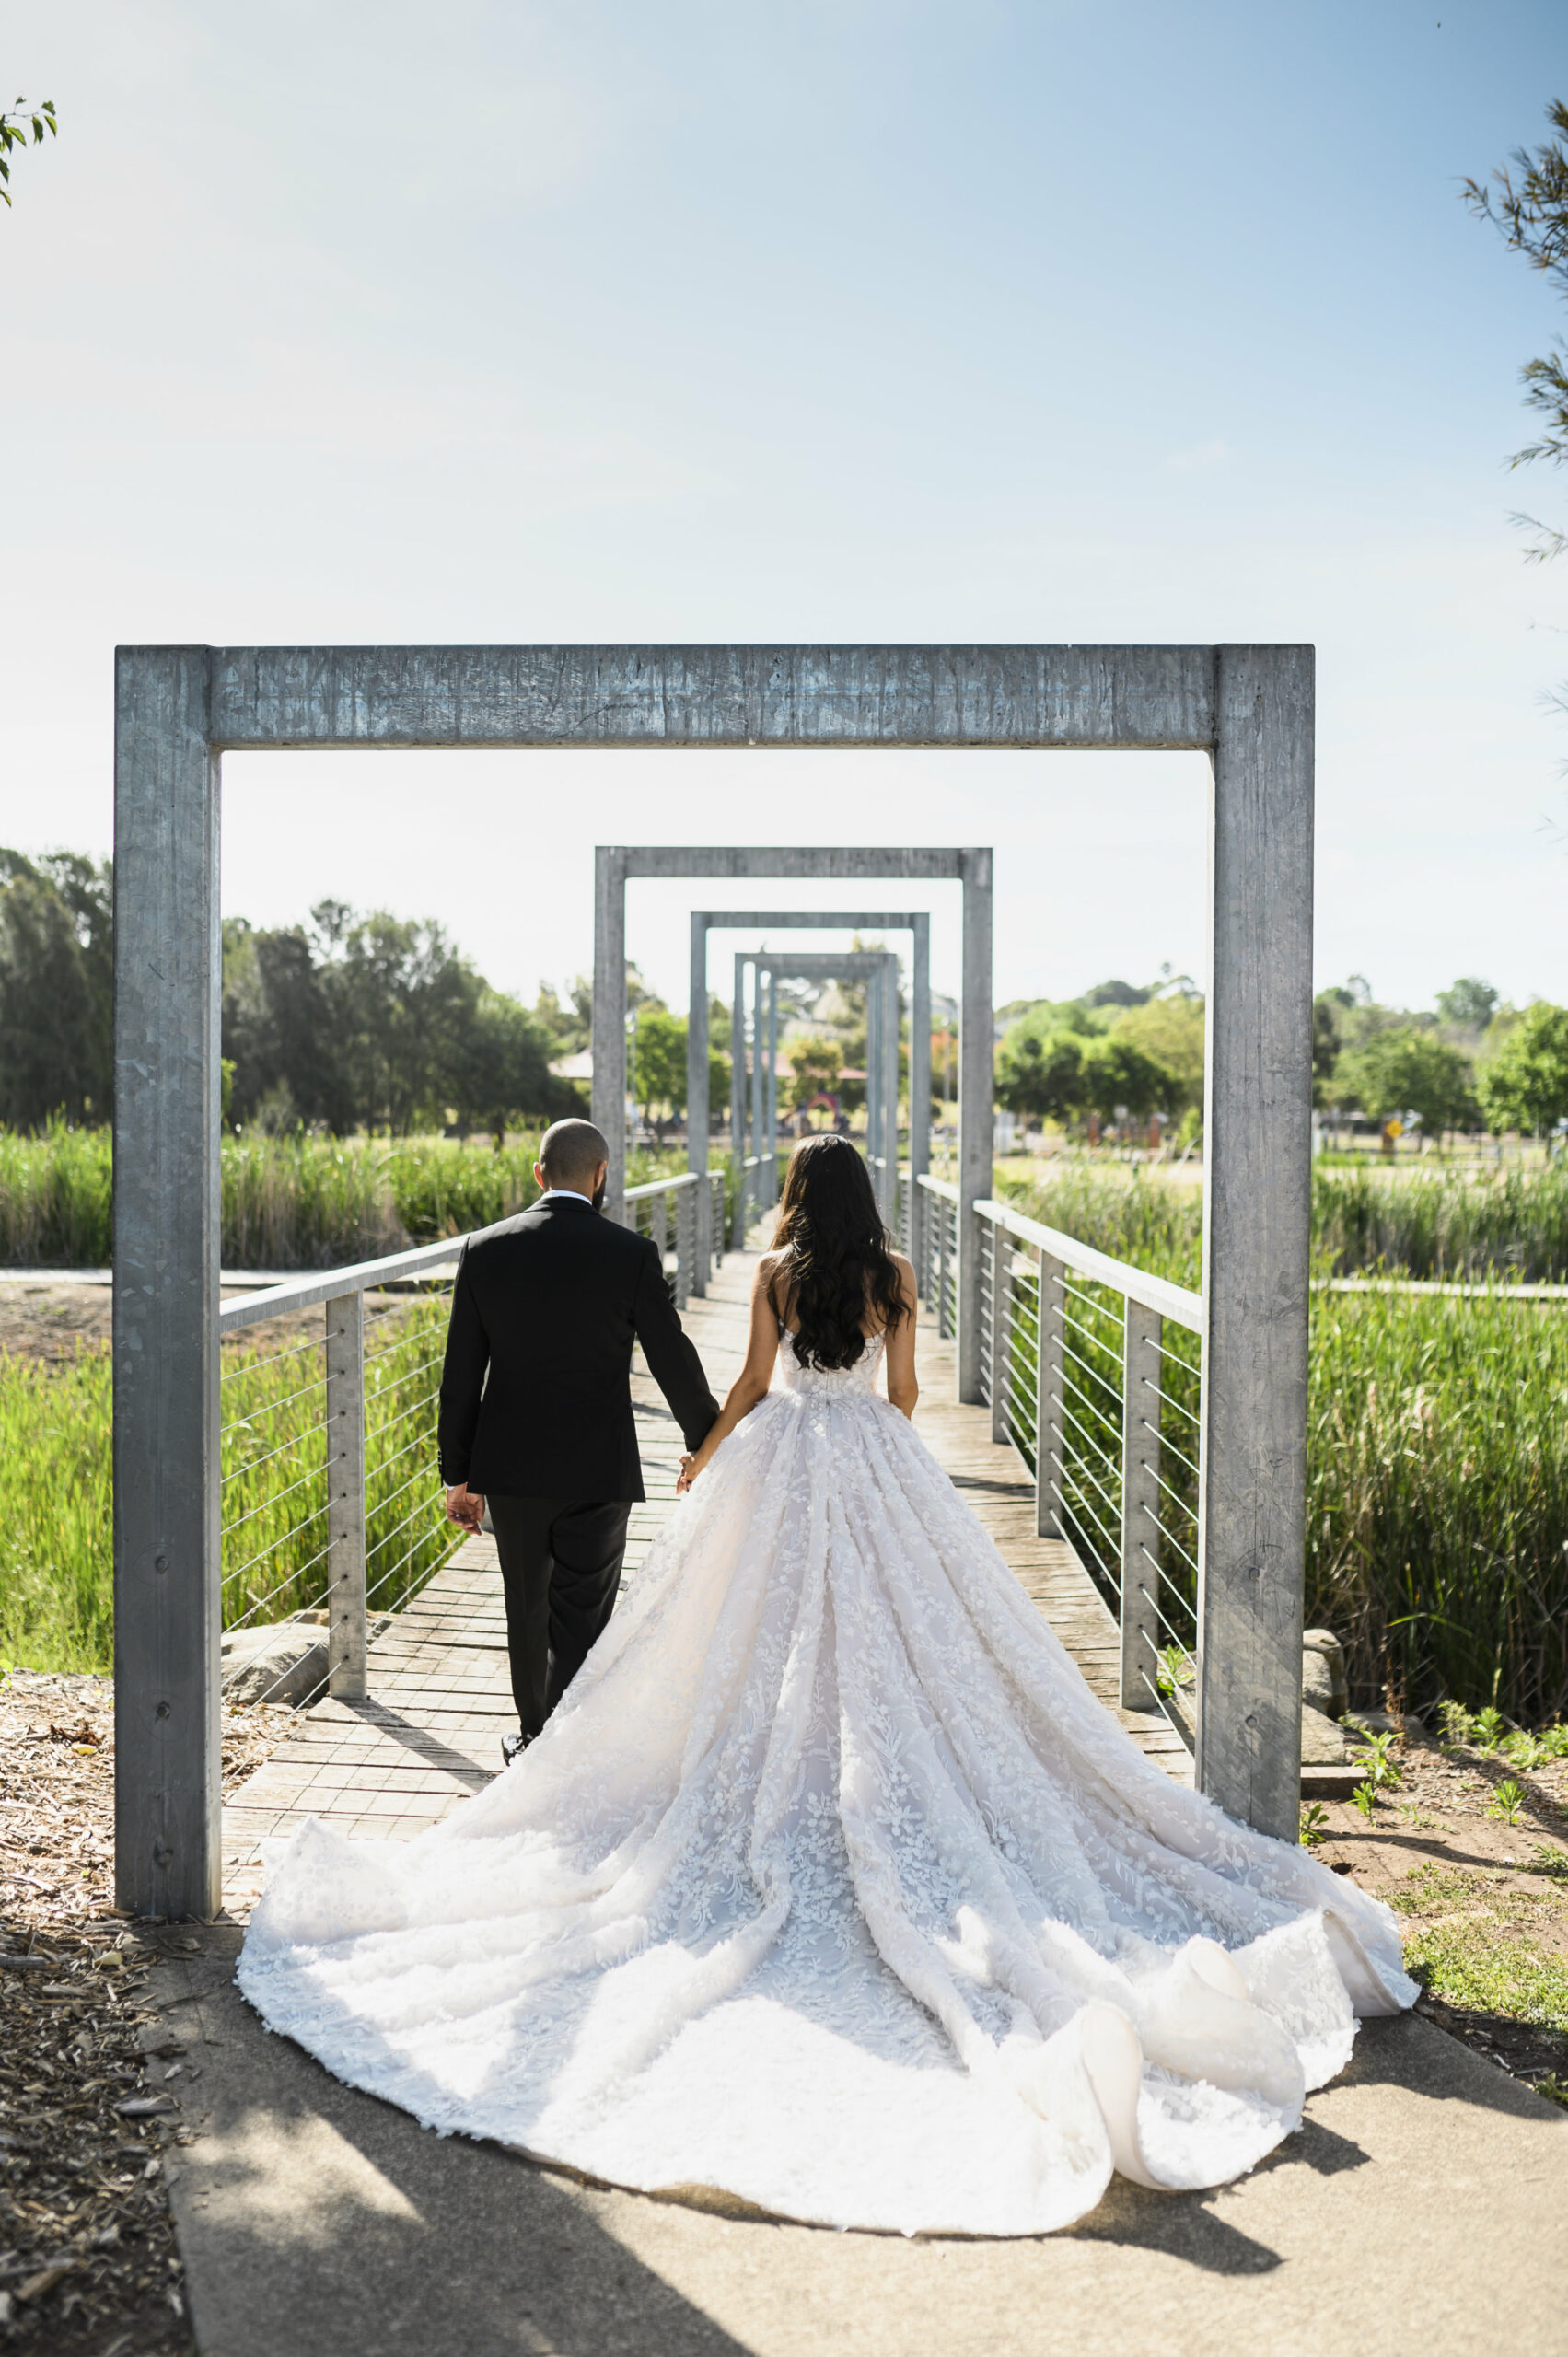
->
[501, 1730, 530, 1768]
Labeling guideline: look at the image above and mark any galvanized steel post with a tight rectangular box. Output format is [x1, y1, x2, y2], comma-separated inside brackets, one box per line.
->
[326, 1291, 367, 1701]
[1196, 645, 1315, 1840]
[112, 645, 223, 1922]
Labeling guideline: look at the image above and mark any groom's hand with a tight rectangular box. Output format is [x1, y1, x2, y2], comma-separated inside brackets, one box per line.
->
[445, 1483, 485, 1531]
[676, 1455, 697, 1495]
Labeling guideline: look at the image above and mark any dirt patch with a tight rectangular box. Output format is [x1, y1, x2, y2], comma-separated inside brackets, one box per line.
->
[0, 1286, 115, 1366]
[0, 1283, 435, 1369]
[1307, 1726, 1568, 2099]
[0, 1670, 289, 2351]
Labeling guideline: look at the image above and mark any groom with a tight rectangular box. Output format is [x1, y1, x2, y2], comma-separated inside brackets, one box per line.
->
[437, 1117, 720, 1765]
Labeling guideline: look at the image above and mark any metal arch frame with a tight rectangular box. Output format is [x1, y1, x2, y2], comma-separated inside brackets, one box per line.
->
[681, 910, 930, 1273]
[593, 849, 991, 1383]
[728, 949, 901, 1234]
[113, 642, 1312, 1914]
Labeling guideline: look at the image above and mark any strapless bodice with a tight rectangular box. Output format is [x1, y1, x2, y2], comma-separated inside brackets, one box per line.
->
[773, 1327, 885, 1397]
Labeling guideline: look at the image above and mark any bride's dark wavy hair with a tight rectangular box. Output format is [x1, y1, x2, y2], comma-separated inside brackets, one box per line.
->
[768, 1134, 908, 1371]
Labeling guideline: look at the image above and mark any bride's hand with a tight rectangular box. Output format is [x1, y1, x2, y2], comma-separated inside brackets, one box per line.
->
[676, 1453, 698, 1495]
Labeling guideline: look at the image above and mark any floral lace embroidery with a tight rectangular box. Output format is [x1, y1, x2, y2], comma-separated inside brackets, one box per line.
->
[239, 1331, 1414, 2236]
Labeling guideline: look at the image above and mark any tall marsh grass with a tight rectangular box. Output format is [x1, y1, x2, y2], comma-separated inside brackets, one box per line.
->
[0, 1121, 115, 1265]
[1313, 1160, 1568, 1282]
[0, 1127, 701, 1268]
[1005, 1162, 1568, 1721]
[0, 1300, 464, 1674]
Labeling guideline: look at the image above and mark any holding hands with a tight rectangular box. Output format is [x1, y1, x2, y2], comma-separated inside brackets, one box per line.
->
[444, 1483, 486, 1532]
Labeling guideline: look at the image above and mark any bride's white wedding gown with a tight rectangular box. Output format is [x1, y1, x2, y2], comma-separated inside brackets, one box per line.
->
[238, 1329, 1415, 2236]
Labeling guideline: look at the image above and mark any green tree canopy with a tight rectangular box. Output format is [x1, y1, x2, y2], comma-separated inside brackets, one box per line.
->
[630, 1006, 689, 1124]
[0, 850, 112, 1127]
[786, 1038, 842, 1108]
[1436, 976, 1501, 1031]
[1076, 1032, 1168, 1122]
[0, 97, 56, 209]
[1333, 1026, 1476, 1134]
[1109, 993, 1205, 1113]
[994, 1024, 1084, 1122]
[1476, 1001, 1568, 1134]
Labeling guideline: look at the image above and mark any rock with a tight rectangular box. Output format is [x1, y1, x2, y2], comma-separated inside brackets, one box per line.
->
[1302, 1628, 1348, 1720]
[1300, 1704, 1349, 1765]
[1343, 1708, 1400, 1738]
[220, 1621, 328, 1708]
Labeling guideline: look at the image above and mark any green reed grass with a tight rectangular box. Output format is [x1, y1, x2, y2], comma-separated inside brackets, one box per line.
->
[0, 1299, 464, 1674]
[0, 1127, 706, 1269]
[0, 1120, 115, 1266]
[1308, 1289, 1568, 1722]
[1312, 1160, 1568, 1282]
[1002, 1157, 1568, 1287]
[1003, 1163, 1568, 1721]
[0, 1342, 115, 1670]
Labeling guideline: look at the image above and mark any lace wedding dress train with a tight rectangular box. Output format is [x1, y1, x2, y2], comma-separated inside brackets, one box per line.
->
[238, 1333, 1414, 2236]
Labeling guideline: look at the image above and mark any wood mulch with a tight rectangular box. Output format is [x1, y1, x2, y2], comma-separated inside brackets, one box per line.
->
[0, 1670, 289, 2353]
[4, 1656, 1565, 2353]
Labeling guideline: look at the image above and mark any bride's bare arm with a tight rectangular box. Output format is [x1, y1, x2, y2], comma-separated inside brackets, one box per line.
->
[676, 1258, 783, 1491]
[885, 1254, 919, 1418]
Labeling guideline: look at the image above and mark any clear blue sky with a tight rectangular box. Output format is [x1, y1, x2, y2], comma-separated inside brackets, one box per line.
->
[3, 0, 1564, 1013]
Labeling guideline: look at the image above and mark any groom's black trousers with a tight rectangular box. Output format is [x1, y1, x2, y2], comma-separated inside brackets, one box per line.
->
[486, 1496, 632, 1739]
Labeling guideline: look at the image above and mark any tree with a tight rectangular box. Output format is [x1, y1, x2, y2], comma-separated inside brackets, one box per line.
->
[1476, 1001, 1568, 1133]
[1464, 102, 1568, 744]
[994, 1023, 1084, 1123]
[1312, 995, 1343, 1107]
[0, 850, 112, 1126]
[222, 917, 353, 1132]
[787, 1038, 842, 1109]
[1334, 1027, 1476, 1135]
[1076, 1033, 1167, 1122]
[447, 990, 570, 1141]
[0, 97, 56, 209]
[1436, 976, 1500, 1031]
[1081, 978, 1150, 1010]
[630, 1006, 689, 1136]
[1109, 993, 1205, 1114]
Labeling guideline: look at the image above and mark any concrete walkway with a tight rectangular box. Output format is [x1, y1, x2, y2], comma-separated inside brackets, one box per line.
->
[154, 1253, 1566, 2354]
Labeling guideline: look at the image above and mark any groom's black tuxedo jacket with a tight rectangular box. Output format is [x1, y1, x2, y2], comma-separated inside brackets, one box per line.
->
[436, 1194, 720, 1503]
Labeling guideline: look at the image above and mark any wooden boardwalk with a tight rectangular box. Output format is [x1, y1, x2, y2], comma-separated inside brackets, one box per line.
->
[222, 1251, 1186, 1910]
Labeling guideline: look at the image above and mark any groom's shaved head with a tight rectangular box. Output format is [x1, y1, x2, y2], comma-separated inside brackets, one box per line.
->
[539, 1118, 610, 1191]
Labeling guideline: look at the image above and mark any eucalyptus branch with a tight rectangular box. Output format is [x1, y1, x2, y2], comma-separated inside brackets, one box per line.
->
[0, 94, 57, 207]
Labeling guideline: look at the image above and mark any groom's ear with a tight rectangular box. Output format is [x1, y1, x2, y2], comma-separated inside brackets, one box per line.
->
[533, 1162, 547, 1190]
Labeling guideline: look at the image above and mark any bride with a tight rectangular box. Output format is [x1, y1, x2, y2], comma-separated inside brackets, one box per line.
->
[239, 1135, 1413, 2236]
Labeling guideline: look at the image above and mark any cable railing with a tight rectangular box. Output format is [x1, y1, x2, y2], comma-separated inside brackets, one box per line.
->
[732, 1150, 783, 1247]
[625, 1169, 704, 1308]
[908, 1172, 960, 1341]
[909, 1176, 1204, 1753]
[215, 1168, 725, 1713]
[217, 1237, 470, 1713]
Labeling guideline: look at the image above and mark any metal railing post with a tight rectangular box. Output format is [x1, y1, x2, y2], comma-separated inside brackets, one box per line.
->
[675, 1180, 693, 1308]
[766, 972, 779, 1206]
[326, 1289, 367, 1701]
[935, 1193, 947, 1332]
[1121, 1308, 1163, 1709]
[990, 1226, 1010, 1445]
[1036, 1250, 1065, 1539]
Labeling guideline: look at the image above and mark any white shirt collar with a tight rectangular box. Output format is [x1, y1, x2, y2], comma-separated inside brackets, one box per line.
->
[539, 1188, 595, 1206]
